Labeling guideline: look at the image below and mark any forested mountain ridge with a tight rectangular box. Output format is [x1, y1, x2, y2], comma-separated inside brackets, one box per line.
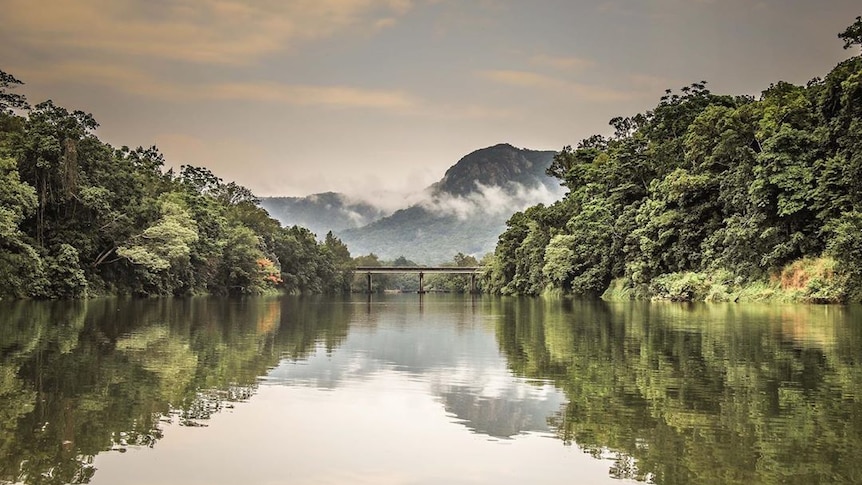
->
[0, 71, 353, 299]
[337, 144, 559, 262]
[484, 18, 862, 302]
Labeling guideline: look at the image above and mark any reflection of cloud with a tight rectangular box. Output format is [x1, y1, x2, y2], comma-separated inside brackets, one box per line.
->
[2, 0, 417, 65]
[264, 318, 567, 439]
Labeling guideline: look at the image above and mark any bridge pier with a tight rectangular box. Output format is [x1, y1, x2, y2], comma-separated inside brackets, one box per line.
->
[470, 273, 477, 294]
[417, 271, 426, 294]
[366, 272, 373, 294]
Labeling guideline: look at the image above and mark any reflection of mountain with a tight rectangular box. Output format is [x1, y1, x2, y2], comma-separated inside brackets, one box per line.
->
[265, 299, 567, 439]
[439, 384, 563, 438]
[8, 296, 858, 485]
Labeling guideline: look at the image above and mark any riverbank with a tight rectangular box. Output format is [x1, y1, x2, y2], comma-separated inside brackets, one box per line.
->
[601, 257, 857, 303]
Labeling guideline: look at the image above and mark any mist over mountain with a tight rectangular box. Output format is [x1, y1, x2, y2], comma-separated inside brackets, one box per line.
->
[259, 192, 389, 237]
[261, 144, 562, 262]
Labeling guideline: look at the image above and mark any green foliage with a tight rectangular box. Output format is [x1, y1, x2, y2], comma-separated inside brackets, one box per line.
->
[118, 198, 198, 272]
[0, 156, 41, 299]
[649, 271, 712, 302]
[425, 252, 480, 293]
[323, 231, 354, 293]
[826, 211, 862, 299]
[0, 70, 348, 299]
[839, 16, 862, 51]
[488, 22, 862, 301]
[0, 70, 29, 113]
[41, 244, 87, 298]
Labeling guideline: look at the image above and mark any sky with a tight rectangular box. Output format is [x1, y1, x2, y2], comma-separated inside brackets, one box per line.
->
[1, 0, 859, 199]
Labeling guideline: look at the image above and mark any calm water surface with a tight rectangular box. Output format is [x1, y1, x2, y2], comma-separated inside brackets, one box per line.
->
[1, 295, 861, 484]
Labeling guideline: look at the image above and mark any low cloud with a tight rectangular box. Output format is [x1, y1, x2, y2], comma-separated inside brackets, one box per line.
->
[327, 179, 565, 225]
[341, 190, 417, 215]
[420, 181, 565, 221]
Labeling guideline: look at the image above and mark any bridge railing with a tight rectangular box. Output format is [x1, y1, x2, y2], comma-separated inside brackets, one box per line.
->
[354, 266, 483, 274]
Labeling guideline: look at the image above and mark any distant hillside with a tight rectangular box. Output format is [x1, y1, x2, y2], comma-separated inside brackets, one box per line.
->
[259, 192, 388, 238]
[336, 206, 496, 263]
[337, 144, 560, 262]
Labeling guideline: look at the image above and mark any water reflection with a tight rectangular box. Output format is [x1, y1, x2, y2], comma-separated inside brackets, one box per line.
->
[490, 298, 862, 484]
[267, 295, 565, 438]
[1, 296, 861, 484]
[0, 296, 353, 485]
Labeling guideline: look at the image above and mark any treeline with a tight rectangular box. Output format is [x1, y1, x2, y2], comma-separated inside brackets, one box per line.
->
[484, 18, 862, 302]
[0, 73, 353, 299]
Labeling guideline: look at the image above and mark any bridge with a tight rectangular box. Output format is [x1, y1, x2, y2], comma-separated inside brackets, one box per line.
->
[355, 266, 484, 294]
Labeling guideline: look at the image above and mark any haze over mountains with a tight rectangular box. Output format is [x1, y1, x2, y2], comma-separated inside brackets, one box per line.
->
[260, 144, 563, 263]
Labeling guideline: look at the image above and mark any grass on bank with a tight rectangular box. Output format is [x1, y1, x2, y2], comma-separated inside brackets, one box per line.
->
[601, 257, 852, 303]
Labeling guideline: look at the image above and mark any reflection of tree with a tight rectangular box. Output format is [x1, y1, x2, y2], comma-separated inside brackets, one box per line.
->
[492, 298, 862, 484]
[273, 296, 352, 360]
[0, 296, 353, 485]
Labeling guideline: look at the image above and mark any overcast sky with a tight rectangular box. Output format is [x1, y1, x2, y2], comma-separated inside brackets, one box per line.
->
[1, 0, 859, 198]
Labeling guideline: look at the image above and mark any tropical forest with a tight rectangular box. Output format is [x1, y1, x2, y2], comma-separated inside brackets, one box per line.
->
[0, 71, 354, 300]
[484, 18, 862, 303]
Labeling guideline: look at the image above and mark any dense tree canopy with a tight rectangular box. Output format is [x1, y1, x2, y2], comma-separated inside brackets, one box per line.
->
[0, 72, 351, 299]
[485, 20, 862, 302]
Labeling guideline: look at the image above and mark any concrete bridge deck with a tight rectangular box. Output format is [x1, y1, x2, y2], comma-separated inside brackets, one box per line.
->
[355, 266, 482, 273]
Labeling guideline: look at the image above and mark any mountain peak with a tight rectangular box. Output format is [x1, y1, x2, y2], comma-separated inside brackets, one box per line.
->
[430, 143, 557, 197]
[261, 143, 562, 262]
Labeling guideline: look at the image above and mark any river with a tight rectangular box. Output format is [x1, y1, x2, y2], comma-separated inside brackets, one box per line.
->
[1, 295, 861, 484]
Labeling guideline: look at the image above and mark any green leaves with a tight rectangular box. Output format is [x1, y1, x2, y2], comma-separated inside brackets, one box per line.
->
[118, 200, 198, 272]
[838, 16, 862, 51]
[488, 19, 862, 300]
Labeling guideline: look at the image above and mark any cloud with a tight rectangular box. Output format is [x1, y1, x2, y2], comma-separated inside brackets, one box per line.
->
[479, 69, 635, 102]
[17, 62, 420, 111]
[1, 0, 418, 65]
[202, 82, 418, 109]
[531, 54, 595, 71]
[18, 62, 516, 118]
[420, 181, 565, 221]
